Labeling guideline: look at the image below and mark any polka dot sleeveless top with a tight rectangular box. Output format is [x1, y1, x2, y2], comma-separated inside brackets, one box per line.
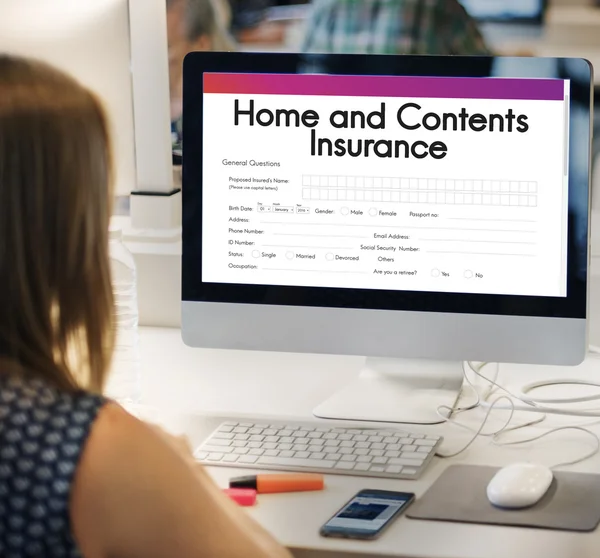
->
[0, 373, 105, 557]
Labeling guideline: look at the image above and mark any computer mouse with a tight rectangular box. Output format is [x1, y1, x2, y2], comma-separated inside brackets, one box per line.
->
[486, 463, 554, 509]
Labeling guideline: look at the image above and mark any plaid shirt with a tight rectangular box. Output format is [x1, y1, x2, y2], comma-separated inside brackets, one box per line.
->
[302, 0, 491, 56]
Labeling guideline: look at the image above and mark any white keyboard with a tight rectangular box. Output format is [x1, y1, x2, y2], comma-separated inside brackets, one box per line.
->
[194, 420, 442, 480]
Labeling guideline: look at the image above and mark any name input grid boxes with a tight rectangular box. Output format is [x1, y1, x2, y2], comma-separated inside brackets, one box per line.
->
[302, 175, 538, 207]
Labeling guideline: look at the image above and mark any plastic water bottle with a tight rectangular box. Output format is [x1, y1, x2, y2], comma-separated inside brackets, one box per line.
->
[106, 226, 142, 404]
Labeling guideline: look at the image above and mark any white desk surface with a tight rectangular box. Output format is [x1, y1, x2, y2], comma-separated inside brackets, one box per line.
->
[136, 326, 600, 558]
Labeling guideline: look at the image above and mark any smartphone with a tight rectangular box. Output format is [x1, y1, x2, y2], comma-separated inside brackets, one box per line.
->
[320, 489, 415, 540]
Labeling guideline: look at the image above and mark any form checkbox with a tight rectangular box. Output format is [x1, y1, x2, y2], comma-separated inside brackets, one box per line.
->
[483, 194, 491, 205]
[348, 176, 356, 188]
[391, 191, 400, 202]
[303, 188, 310, 199]
[374, 191, 382, 202]
[338, 176, 347, 187]
[383, 178, 392, 188]
[392, 178, 401, 189]
[303, 176, 311, 186]
[383, 191, 391, 202]
[374, 177, 383, 188]
[329, 176, 338, 187]
[428, 179, 436, 190]
[510, 181, 519, 192]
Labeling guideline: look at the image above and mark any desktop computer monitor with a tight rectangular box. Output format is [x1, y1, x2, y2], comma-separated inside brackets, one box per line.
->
[181, 52, 592, 425]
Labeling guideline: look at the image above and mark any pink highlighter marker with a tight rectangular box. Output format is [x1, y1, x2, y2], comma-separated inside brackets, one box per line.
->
[223, 488, 257, 506]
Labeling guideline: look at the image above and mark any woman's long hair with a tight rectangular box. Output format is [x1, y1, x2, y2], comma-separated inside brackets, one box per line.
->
[0, 56, 114, 392]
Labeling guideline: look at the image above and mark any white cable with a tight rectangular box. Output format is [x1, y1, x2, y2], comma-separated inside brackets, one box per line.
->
[492, 426, 600, 469]
[436, 361, 600, 467]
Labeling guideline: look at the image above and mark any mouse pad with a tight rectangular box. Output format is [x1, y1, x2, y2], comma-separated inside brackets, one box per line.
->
[407, 465, 600, 532]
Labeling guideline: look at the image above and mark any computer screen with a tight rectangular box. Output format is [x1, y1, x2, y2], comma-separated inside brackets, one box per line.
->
[182, 53, 590, 373]
[201, 73, 568, 299]
[458, 0, 546, 22]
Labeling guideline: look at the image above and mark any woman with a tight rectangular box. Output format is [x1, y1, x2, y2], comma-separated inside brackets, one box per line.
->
[0, 55, 292, 558]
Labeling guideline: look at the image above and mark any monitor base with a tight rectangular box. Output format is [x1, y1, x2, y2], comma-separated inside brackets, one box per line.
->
[313, 358, 464, 425]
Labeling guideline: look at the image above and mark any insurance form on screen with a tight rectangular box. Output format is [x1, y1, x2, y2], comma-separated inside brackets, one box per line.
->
[201, 73, 570, 297]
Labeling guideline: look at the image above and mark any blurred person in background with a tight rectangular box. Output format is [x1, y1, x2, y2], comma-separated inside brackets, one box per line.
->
[228, 0, 287, 44]
[302, 0, 491, 56]
[0, 54, 293, 558]
[167, 0, 235, 150]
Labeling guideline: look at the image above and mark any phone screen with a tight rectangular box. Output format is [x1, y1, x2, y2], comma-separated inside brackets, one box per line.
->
[321, 490, 414, 539]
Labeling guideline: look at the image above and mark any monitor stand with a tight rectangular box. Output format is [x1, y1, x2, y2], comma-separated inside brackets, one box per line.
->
[312, 358, 464, 425]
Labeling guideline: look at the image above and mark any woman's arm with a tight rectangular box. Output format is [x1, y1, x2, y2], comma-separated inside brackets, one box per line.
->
[71, 403, 293, 558]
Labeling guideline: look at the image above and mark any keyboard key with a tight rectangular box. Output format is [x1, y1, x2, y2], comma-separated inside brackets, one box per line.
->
[238, 455, 258, 464]
[309, 439, 325, 446]
[248, 442, 262, 449]
[401, 452, 426, 461]
[208, 439, 231, 447]
[399, 438, 413, 445]
[340, 441, 355, 448]
[248, 428, 263, 434]
[295, 451, 310, 458]
[338, 448, 354, 455]
[263, 429, 277, 436]
[258, 456, 335, 469]
[310, 452, 326, 460]
[326, 453, 341, 461]
[249, 449, 264, 456]
[368, 436, 383, 443]
[403, 468, 419, 475]
[356, 456, 372, 463]
[219, 426, 234, 432]
[291, 431, 307, 438]
[264, 436, 279, 443]
[239, 423, 254, 427]
[294, 445, 309, 452]
[202, 446, 233, 454]
[355, 463, 370, 471]
[415, 439, 437, 447]
[308, 445, 324, 453]
[223, 454, 239, 463]
[324, 440, 340, 447]
[278, 443, 292, 451]
[195, 451, 208, 460]
[352, 435, 368, 442]
[354, 448, 369, 456]
[371, 443, 385, 450]
[347, 430, 363, 435]
[386, 465, 403, 474]
[389, 458, 423, 467]
[307, 432, 322, 439]
[355, 442, 370, 449]
[386, 444, 401, 451]
[249, 435, 265, 442]
[323, 433, 338, 440]
[263, 442, 277, 450]
[385, 450, 400, 458]
[234, 448, 249, 455]
[213, 433, 235, 440]
[417, 447, 430, 453]
[279, 430, 293, 437]
[369, 449, 384, 457]
[383, 437, 399, 444]
[335, 462, 355, 470]
[340, 454, 356, 462]
[233, 427, 248, 434]
[337, 434, 352, 441]
[234, 434, 249, 441]
[372, 457, 387, 465]
[370, 466, 386, 472]
[280, 437, 294, 444]
[264, 449, 279, 457]
[223, 422, 238, 427]
[232, 441, 247, 448]
[279, 451, 295, 458]
[206, 453, 224, 461]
